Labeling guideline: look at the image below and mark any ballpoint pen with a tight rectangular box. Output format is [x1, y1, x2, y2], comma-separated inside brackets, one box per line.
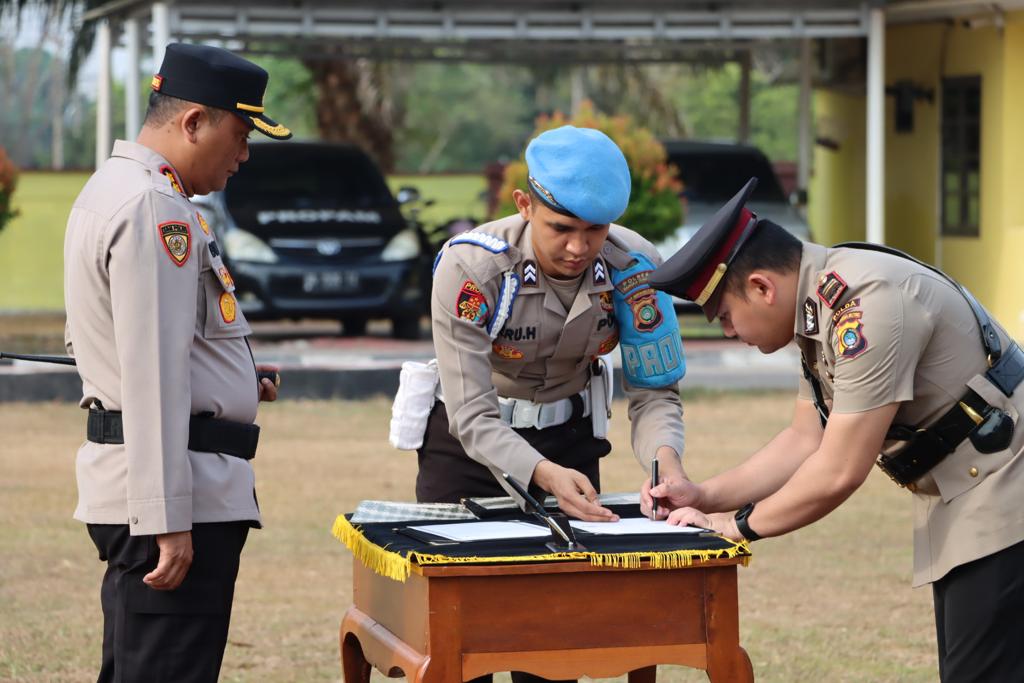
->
[650, 457, 660, 521]
[501, 473, 574, 546]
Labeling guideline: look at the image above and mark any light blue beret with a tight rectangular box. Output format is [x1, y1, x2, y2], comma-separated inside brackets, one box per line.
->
[524, 125, 632, 225]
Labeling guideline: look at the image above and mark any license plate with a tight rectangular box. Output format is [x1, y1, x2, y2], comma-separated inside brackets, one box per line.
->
[302, 271, 360, 293]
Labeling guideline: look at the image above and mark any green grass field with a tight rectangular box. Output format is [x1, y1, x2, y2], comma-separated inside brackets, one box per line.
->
[0, 172, 486, 312]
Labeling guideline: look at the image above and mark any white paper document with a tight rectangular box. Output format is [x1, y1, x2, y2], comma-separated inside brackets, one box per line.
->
[569, 517, 708, 536]
[408, 520, 550, 542]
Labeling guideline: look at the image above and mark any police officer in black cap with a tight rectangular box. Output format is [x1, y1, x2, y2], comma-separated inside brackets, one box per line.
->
[645, 178, 1024, 682]
[64, 43, 288, 683]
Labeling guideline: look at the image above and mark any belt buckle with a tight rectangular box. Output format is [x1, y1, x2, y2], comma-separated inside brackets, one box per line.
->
[514, 401, 541, 429]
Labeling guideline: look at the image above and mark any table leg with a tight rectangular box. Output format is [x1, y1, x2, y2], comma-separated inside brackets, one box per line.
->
[705, 646, 753, 683]
[340, 630, 372, 682]
[628, 665, 657, 682]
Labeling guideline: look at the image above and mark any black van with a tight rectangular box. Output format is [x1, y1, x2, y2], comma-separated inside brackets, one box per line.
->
[194, 142, 430, 338]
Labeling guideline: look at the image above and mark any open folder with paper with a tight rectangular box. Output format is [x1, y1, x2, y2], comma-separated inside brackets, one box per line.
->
[570, 517, 708, 535]
[406, 517, 708, 543]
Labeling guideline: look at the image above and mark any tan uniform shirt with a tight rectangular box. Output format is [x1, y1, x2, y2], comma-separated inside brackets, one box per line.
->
[793, 242, 1024, 586]
[64, 140, 261, 536]
[431, 215, 685, 498]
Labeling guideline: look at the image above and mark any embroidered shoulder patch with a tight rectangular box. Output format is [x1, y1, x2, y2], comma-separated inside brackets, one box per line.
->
[816, 271, 847, 308]
[158, 221, 191, 266]
[626, 288, 662, 333]
[219, 292, 237, 324]
[522, 260, 539, 287]
[803, 297, 819, 335]
[450, 231, 509, 253]
[492, 343, 524, 360]
[830, 297, 860, 325]
[592, 258, 607, 286]
[456, 280, 489, 326]
[833, 306, 868, 359]
[159, 164, 185, 196]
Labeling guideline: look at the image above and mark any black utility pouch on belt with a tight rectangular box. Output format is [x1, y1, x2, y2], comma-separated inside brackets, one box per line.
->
[878, 343, 1024, 486]
[87, 408, 260, 460]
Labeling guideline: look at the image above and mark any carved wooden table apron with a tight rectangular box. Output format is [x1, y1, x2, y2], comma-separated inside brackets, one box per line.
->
[340, 555, 754, 682]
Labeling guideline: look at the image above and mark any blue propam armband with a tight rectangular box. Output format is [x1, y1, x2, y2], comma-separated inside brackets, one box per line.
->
[610, 251, 686, 389]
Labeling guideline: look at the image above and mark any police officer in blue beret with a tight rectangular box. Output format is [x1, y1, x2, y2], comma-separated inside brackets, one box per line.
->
[407, 125, 689, 682]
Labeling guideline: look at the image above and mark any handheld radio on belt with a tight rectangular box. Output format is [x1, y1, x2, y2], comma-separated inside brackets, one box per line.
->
[801, 243, 1022, 487]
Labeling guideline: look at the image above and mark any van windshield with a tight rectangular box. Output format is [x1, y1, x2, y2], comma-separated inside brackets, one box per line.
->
[666, 150, 787, 203]
[226, 144, 397, 211]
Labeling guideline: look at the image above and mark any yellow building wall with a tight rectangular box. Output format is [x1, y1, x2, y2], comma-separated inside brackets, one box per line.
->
[810, 15, 1024, 336]
[882, 23, 944, 262]
[808, 91, 866, 246]
[993, 14, 1024, 338]
[932, 22, 1005, 315]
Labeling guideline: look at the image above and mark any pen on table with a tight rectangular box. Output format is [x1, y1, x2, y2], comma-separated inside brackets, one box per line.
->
[650, 457, 660, 522]
[501, 473, 573, 545]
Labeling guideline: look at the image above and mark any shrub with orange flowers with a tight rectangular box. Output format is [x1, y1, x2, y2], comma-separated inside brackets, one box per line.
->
[498, 101, 683, 244]
[0, 147, 19, 234]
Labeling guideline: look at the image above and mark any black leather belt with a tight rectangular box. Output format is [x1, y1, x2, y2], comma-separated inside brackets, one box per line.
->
[87, 409, 259, 460]
[877, 343, 1024, 487]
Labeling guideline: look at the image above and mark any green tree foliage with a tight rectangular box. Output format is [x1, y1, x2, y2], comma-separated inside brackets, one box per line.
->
[0, 46, 131, 169]
[395, 63, 535, 174]
[667, 62, 799, 162]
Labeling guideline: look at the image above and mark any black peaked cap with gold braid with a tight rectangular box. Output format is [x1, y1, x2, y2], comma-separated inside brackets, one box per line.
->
[649, 177, 760, 321]
[152, 43, 292, 140]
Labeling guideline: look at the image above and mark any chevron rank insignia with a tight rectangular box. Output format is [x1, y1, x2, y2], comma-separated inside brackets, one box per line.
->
[450, 231, 509, 253]
[158, 221, 191, 266]
[522, 260, 539, 287]
[592, 258, 607, 286]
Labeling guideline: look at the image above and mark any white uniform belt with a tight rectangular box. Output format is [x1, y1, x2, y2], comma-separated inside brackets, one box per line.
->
[498, 387, 591, 430]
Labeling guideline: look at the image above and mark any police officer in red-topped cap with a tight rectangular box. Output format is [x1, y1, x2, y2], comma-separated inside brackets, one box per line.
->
[645, 177, 1024, 682]
[64, 43, 290, 683]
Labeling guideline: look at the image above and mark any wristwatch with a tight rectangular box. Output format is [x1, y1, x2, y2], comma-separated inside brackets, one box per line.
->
[734, 503, 761, 541]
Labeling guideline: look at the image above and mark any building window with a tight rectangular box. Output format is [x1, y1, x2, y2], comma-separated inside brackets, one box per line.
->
[941, 76, 981, 237]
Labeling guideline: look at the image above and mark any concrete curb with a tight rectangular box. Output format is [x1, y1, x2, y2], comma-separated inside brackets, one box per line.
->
[0, 365, 796, 403]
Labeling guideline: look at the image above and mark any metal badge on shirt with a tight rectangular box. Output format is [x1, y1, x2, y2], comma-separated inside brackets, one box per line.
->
[803, 297, 819, 335]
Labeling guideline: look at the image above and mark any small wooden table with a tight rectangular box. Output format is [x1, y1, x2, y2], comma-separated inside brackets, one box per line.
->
[340, 555, 754, 682]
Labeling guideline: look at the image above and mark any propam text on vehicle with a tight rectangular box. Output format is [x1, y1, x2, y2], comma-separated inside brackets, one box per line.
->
[257, 209, 383, 225]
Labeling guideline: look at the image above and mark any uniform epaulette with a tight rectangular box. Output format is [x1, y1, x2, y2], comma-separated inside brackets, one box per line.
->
[449, 231, 509, 253]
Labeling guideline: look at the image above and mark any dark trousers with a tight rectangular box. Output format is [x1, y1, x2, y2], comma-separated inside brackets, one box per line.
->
[416, 401, 610, 503]
[416, 401, 611, 683]
[87, 521, 250, 683]
[933, 538, 1024, 683]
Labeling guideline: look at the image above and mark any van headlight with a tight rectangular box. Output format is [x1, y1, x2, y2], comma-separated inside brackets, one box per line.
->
[381, 228, 421, 262]
[223, 228, 277, 263]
